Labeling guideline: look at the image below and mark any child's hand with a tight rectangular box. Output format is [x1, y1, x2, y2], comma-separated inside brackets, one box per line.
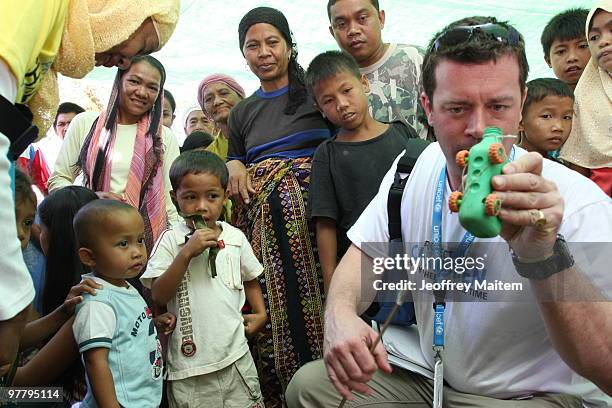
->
[182, 229, 221, 259]
[243, 312, 267, 338]
[61, 278, 103, 316]
[154, 312, 176, 335]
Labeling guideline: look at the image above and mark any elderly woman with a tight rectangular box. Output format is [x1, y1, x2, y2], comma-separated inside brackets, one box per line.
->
[48, 55, 179, 252]
[197, 73, 246, 160]
[227, 7, 331, 407]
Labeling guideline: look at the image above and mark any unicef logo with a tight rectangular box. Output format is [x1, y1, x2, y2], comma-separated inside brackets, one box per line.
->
[434, 203, 442, 212]
[435, 326, 444, 336]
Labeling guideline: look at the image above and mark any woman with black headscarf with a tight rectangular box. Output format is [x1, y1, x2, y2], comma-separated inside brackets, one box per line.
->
[226, 7, 331, 407]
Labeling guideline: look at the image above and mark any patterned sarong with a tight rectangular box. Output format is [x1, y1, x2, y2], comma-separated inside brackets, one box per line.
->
[234, 157, 325, 408]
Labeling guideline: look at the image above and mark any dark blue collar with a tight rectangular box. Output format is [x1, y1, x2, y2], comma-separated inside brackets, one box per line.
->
[256, 86, 289, 98]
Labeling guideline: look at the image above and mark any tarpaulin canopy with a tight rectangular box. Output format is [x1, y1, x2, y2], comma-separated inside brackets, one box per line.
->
[60, 0, 596, 132]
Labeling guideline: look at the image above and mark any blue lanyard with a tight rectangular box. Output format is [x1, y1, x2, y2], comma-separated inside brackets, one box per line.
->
[431, 165, 475, 349]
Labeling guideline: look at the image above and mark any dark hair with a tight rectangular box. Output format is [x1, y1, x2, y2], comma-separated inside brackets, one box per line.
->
[78, 55, 166, 191]
[422, 16, 529, 103]
[326, 0, 380, 21]
[305, 50, 361, 96]
[238, 7, 308, 115]
[53, 102, 85, 128]
[541, 8, 589, 61]
[181, 131, 215, 153]
[522, 78, 574, 117]
[170, 150, 229, 191]
[39, 189, 94, 402]
[39, 194, 93, 399]
[164, 89, 176, 113]
[14, 168, 36, 206]
[74, 199, 138, 249]
[39, 186, 98, 316]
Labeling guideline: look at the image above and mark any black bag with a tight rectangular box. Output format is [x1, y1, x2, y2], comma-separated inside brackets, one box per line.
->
[0, 94, 38, 160]
[371, 138, 430, 326]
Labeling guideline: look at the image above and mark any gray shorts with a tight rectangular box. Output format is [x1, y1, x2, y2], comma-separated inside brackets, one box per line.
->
[168, 351, 265, 408]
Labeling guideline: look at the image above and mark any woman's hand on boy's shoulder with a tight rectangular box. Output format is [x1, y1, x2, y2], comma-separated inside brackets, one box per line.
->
[61, 278, 103, 316]
[181, 229, 222, 259]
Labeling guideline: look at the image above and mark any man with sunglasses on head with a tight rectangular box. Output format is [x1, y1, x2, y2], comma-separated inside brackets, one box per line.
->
[286, 16, 612, 408]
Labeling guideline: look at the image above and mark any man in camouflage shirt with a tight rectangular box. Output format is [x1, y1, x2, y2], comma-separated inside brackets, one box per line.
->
[327, 0, 429, 139]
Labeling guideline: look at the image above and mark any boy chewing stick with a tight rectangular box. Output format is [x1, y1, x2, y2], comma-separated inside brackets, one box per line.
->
[142, 150, 266, 408]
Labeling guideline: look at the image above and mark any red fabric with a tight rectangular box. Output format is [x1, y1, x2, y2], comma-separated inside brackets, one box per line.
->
[590, 167, 612, 197]
[17, 148, 50, 195]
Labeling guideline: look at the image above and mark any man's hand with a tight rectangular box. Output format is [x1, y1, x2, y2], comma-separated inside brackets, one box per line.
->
[227, 160, 255, 205]
[182, 229, 221, 259]
[323, 305, 392, 401]
[493, 152, 563, 261]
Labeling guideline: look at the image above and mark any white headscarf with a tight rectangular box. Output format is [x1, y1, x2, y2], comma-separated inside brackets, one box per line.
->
[182, 105, 204, 130]
[559, 0, 612, 168]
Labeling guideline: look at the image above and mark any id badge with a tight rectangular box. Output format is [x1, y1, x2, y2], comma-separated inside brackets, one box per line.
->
[433, 357, 444, 408]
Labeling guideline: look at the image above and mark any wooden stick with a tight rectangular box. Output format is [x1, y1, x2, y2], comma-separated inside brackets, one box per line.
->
[337, 301, 402, 408]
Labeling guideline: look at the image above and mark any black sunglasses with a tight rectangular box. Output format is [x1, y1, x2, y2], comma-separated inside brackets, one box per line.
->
[431, 23, 521, 52]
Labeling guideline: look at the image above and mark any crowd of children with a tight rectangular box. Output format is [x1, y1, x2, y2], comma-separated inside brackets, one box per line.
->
[4, 2, 612, 408]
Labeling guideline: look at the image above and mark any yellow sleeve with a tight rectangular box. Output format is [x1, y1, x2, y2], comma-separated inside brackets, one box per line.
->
[205, 133, 229, 161]
[0, 0, 68, 103]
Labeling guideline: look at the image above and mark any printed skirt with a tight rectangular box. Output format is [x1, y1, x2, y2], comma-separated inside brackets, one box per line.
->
[234, 157, 325, 408]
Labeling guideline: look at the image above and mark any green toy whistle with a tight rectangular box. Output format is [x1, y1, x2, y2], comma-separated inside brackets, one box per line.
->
[448, 127, 509, 238]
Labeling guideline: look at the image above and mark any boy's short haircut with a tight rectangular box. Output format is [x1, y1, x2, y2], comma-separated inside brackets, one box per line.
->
[74, 199, 137, 249]
[170, 150, 229, 191]
[327, 0, 379, 21]
[53, 102, 85, 128]
[541, 8, 589, 60]
[14, 168, 36, 205]
[305, 50, 361, 97]
[164, 89, 176, 113]
[180, 131, 215, 153]
[522, 78, 575, 117]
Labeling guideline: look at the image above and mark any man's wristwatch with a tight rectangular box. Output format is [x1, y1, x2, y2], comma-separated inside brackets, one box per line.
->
[511, 234, 574, 280]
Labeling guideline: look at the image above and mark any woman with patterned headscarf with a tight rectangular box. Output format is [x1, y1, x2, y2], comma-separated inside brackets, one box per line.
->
[198, 73, 246, 161]
[227, 7, 331, 407]
[49, 56, 180, 254]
